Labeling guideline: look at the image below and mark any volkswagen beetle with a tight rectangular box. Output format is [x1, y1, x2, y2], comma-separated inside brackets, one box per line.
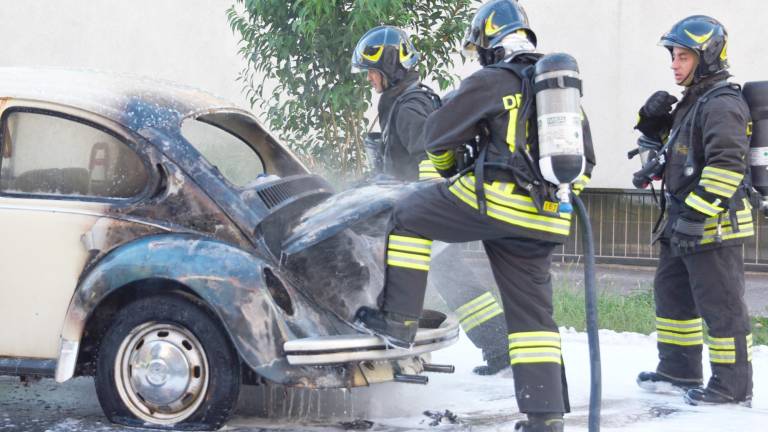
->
[0, 68, 458, 430]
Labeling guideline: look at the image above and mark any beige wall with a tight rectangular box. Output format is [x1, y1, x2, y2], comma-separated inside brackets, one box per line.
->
[443, 0, 768, 188]
[0, 0, 247, 106]
[0, 0, 765, 188]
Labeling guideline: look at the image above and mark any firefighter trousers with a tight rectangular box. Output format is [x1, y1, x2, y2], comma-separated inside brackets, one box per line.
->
[653, 240, 753, 400]
[381, 182, 569, 413]
[429, 242, 509, 365]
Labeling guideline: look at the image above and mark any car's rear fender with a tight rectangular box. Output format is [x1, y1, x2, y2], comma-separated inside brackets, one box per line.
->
[56, 233, 303, 383]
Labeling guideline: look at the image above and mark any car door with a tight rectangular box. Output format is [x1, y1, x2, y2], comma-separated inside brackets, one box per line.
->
[0, 102, 150, 359]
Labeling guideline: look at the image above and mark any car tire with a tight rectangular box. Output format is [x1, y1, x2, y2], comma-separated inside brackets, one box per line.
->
[95, 294, 241, 431]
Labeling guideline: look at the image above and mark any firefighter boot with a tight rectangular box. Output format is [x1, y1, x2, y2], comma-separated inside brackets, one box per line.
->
[636, 371, 703, 394]
[514, 414, 564, 432]
[353, 306, 418, 349]
[684, 387, 752, 407]
[472, 352, 510, 376]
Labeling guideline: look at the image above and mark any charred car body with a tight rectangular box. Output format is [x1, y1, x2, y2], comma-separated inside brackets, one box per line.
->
[0, 68, 458, 430]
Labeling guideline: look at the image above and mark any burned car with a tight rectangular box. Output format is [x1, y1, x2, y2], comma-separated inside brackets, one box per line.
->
[0, 68, 458, 430]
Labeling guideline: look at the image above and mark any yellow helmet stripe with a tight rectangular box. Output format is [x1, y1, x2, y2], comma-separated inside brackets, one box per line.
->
[684, 28, 714, 44]
[362, 45, 384, 62]
[485, 11, 506, 36]
[399, 43, 412, 63]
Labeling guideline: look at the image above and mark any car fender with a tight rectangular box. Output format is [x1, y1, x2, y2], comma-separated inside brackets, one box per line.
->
[55, 233, 287, 383]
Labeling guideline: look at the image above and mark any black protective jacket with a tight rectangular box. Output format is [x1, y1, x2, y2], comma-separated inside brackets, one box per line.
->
[422, 55, 596, 243]
[378, 71, 438, 181]
[661, 74, 754, 248]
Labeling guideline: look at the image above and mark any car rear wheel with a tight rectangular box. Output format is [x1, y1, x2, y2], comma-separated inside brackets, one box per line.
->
[95, 294, 241, 430]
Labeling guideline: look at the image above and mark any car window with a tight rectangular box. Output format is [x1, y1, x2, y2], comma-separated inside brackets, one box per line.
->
[181, 119, 265, 187]
[0, 111, 148, 199]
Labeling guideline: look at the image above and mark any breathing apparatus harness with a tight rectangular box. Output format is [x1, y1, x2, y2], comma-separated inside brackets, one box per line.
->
[450, 53, 562, 217]
[364, 83, 441, 175]
[445, 51, 602, 432]
[637, 81, 750, 238]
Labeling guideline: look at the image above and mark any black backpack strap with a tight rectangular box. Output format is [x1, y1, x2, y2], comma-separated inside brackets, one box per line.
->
[682, 82, 743, 176]
[382, 83, 442, 171]
[484, 57, 558, 214]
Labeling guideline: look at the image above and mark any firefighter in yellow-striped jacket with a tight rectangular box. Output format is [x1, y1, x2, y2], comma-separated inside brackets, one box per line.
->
[634, 16, 754, 407]
[352, 26, 511, 375]
[354, 1, 595, 430]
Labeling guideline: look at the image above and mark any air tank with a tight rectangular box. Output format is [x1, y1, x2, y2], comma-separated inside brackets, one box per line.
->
[534, 53, 586, 213]
[743, 81, 768, 209]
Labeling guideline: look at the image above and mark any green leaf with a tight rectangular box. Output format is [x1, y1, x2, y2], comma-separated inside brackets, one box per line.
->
[228, 0, 478, 177]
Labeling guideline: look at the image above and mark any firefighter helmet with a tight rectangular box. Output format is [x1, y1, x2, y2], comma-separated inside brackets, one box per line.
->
[659, 15, 729, 82]
[351, 26, 420, 86]
[463, 0, 537, 65]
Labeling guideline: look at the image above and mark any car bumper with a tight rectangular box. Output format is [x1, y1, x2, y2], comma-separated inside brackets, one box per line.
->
[283, 316, 460, 366]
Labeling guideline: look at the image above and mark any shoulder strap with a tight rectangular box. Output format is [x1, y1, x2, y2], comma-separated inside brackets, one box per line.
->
[683, 82, 744, 174]
[381, 83, 441, 173]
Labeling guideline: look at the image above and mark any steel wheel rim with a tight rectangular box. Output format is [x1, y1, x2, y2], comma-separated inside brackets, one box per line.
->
[114, 321, 209, 425]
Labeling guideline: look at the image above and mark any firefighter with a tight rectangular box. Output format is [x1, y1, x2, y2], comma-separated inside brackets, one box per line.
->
[352, 26, 511, 375]
[353, 1, 596, 430]
[634, 15, 754, 406]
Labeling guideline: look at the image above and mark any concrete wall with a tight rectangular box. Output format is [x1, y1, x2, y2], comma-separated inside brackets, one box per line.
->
[0, 0, 247, 106]
[0, 0, 765, 188]
[444, 0, 768, 188]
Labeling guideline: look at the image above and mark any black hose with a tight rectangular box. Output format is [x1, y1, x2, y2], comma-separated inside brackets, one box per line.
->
[572, 195, 601, 432]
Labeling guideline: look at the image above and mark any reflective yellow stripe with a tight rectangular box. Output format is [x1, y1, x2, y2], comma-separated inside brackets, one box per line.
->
[386, 250, 431, 271]
[700, 224, 754, 244]
[461, 303, 504, 332]
[572, 174, 589, 190]
[709, 351, 736, 364]
[449, 177, 571, 236]
[700, 178, 738, 198]
[509, 347, 562, 365]
[487, 202, 571, 235]
[427, 151, 455, 170]
[419, 172, 441, 180]
[506, 107, 519, 153]
[456, 292, 494, 316]
[456, 292, 496, 318]
[657, 330, 704, 346]
[704, 210, 752, 229]
[457, 176, 538, 213]
[508, 332, 562, 349]
[685, 192, 724, 217]
[706, 335, 736, 350]
[387, 259, 430, 271]
[508, 331, 562, 339]
[388, 240, 432, 255]
[418, 160, 440, 180]
[701, 166, 743, 186]
[656, 316, 703, 331]
[503, 93, 523, 153]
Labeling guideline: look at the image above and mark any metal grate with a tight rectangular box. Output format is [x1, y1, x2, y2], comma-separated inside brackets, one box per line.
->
[462, 189, 768, 271]
[256, 176, 331, 209]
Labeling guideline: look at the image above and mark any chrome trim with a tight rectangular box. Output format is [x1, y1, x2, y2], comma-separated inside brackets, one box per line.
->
[54, 339, 80, 383]
[284, 318, 459, 366]
[0, 203, 173, 232]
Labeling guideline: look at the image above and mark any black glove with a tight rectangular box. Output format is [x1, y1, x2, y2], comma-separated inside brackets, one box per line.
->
[635, 91, 678, 141]
[670, 216, 705, 255]
[640, 91, 679, 117]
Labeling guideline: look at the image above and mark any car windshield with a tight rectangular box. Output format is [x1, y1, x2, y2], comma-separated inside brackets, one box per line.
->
[181, 118, 266, 187]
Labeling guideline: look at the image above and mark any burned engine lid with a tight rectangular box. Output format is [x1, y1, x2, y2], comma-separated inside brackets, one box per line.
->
[279, 181, 432, 322]
[281, 181, 429, 255]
